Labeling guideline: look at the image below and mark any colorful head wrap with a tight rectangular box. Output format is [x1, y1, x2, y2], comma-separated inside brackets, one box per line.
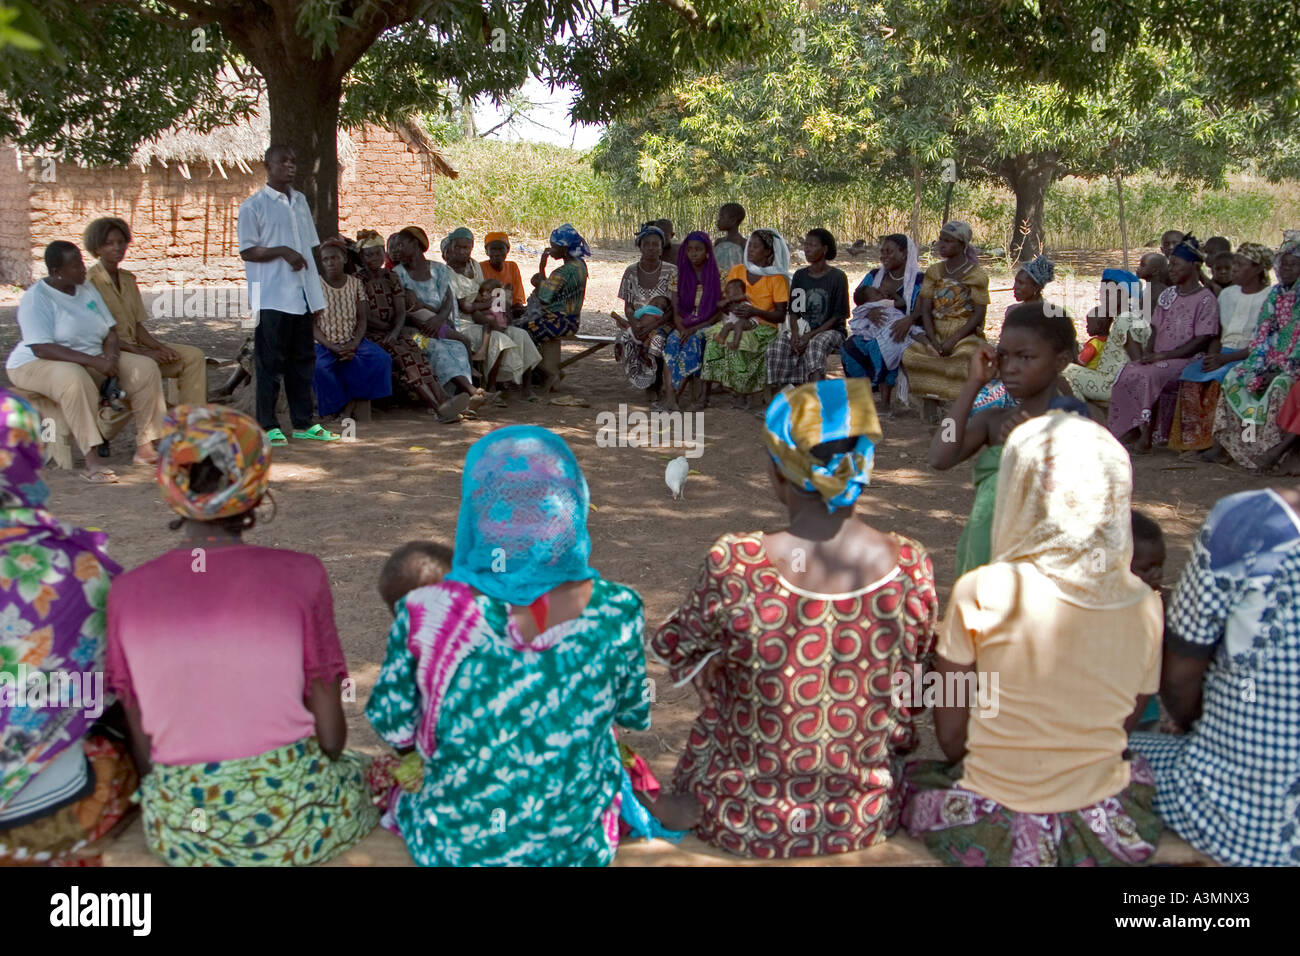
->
[156, 405, 271, 522]
[763, 379, 882, 513]
[1277, 231, 1300, 267]
[483, 231, 509, 247]
[398, 226, 429, 253]
[0, 389, 121, 813]
[635, 225, 666, 248]
[676, 231, 721, 326]
[940, 220, 979, 264]
[446, 426, 596, 605]
[440, 227, 474, 257]
[1018, 255, 1055, 288]
[1234, 242, 1273, 274]
[549, 224, 591, 259]
[0, 390, 49, 511]
[992, 411, 1150, 610]
[1101, 267, 1142, 306]
[1171, 234, 1203, 264]
[632, 304, 664, 322]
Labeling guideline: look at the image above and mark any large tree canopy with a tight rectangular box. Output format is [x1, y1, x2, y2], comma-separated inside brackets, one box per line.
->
[1, 0, 776, 234]
[596, 0, 1295, 258]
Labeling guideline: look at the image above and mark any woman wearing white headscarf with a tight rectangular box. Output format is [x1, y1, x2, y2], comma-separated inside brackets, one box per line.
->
[903, 411, 1164, 867]
[700, 228, 791, 409]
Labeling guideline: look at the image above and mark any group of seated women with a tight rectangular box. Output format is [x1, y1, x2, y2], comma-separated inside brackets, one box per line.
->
[6, 220, 596, 477]
[2, 369, 1295, 867]
[6, 218, 208, 483]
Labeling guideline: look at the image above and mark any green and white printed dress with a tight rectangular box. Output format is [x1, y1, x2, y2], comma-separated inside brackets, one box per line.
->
[365, 577, 651, 866]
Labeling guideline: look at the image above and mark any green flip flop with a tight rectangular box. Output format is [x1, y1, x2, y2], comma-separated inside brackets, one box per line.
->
[292, 424, 341, 443]
[266, 427, 288, 447]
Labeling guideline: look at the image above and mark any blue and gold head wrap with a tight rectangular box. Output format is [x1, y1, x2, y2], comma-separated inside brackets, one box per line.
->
[763, 379, 881, 513]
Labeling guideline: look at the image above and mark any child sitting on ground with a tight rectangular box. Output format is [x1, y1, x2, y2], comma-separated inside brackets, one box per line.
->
[1130, 510, 1166, 732]
[1076, 310, 1111, 369]
[373, 538, 699, 841]
[717, 278, 755, 350]
[929, 301, 1077, 576]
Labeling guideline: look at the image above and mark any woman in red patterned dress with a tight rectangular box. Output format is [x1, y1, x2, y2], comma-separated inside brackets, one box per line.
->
[651, 378, 938, 858]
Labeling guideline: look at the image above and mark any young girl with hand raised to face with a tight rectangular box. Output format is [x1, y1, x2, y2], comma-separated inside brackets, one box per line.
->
[929, 302, 1079, 576]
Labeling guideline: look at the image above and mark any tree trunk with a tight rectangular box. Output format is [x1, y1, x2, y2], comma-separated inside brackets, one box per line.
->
[909, 159, 922, 247]
[263, 61, 343, 237]
[218, 5, 392, 240]
[1114, 173, 1129, 271]
[998, 151, 1060, 262]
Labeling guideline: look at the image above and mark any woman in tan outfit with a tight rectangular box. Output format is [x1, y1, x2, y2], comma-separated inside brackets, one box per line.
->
[6, 241, 165, 483]
[84, 216, 207, 406]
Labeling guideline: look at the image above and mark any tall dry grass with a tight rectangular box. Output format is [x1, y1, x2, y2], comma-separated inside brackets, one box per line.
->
[434, 139, 1300, 250]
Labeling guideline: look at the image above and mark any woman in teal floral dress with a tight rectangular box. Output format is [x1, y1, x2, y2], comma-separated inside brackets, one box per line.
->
[366, 425, 652, 866]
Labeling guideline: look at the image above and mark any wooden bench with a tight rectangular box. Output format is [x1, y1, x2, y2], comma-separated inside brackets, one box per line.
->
[96, 812, 1219, 867]
[6, 385, 130, 471]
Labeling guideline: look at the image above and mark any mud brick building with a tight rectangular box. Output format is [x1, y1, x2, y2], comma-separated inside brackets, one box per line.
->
[0, 113, 456, 287]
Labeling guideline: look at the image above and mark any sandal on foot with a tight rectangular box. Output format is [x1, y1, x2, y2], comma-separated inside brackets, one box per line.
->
[292, 424, 341, 442]
[435, 393, 473, 422]
[266, 427, 288, 447]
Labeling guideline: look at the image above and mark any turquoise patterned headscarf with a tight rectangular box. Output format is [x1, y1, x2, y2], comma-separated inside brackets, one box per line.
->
[446, 426, 597, 605]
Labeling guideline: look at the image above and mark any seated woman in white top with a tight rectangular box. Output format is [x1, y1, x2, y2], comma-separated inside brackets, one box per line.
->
[5, 241, 166, 483]
[1167, 241, 1274, 451]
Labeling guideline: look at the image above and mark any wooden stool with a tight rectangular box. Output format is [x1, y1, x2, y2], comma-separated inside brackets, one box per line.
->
[6, 386, 130, 471]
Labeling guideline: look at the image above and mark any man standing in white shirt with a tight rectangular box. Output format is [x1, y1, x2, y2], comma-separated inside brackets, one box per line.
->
[237, 145, 339, 446]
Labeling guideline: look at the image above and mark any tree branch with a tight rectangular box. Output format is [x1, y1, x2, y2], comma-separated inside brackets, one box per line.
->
[478, 108, 520, 138]
[104, 0, 223, 26]
[654, 0, 701, 27]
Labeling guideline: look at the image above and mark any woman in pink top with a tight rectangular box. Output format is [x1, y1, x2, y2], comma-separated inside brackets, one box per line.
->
[105, 405, 379, 866]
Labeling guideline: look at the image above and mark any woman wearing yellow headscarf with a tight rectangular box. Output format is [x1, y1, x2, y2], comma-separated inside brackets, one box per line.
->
[652, 379, 940, 858]
[904, 411, 1164, 867]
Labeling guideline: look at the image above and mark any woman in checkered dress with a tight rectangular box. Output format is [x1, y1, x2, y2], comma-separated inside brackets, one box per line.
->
[1130, 487, 1300, 866]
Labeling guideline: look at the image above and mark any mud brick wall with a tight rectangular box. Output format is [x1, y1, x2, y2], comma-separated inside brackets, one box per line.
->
[2, 124, 444, 288]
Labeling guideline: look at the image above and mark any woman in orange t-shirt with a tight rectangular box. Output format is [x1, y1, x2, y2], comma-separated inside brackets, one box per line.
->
[700, 229, 790, 408]
[480, 232, 527, 318]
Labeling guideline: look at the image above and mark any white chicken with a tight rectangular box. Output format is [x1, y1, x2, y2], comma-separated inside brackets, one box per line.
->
[665, 456, 689, 499]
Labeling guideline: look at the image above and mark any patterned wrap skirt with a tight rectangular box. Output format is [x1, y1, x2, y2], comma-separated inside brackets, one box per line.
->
[0, 734, 137, 865]
[663, 327, 708, 391]
[702, 322, 779, 395]
[766, 323, 845, 386]
[901, 756, 1161, 867]
[140, 736, 379, 867]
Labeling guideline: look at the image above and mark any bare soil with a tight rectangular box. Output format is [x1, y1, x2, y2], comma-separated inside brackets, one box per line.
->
[0, 250, 1271, 784]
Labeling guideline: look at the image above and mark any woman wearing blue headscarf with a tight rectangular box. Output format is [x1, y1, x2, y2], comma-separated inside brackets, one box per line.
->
[652, 379, 939, 858]
[1062, 268, 1149, 403]
[365, 426, 657, 866]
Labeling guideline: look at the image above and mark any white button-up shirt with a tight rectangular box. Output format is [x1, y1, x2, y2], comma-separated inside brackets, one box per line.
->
[236, 184, 326, 315]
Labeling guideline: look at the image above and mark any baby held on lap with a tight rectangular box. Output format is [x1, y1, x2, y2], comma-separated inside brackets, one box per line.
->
[717, 278, 755, 350]
[850, 284, 918, 361]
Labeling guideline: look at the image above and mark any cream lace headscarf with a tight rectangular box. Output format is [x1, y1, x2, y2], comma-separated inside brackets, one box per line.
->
[990, 411, 1150, 610]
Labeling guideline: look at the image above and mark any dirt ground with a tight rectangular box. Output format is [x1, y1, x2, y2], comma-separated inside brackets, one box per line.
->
[0, 248, 1277, 785]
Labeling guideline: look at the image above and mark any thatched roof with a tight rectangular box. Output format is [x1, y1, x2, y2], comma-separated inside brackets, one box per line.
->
[127, 108, 456, 181]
